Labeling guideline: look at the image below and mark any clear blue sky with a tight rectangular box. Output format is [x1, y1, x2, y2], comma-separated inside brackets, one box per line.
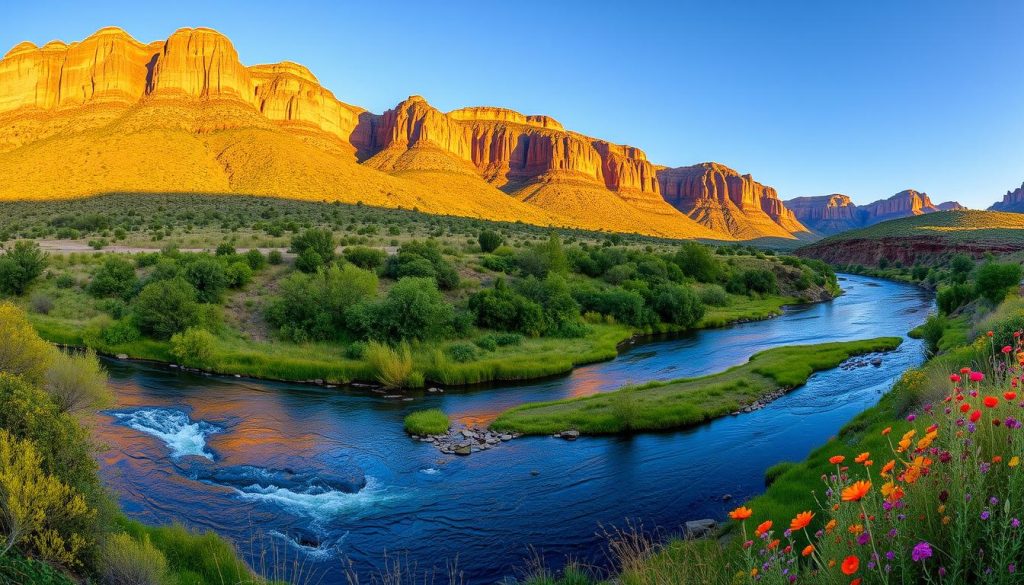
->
[5, 0, 1023, 208]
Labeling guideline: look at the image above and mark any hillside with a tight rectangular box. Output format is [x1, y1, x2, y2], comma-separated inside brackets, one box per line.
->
[785, 190, 964, 235]
[0, 26, 816, 241]
[795, 210, 1024, 265]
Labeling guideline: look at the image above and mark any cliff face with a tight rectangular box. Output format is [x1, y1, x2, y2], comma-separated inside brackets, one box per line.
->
[786, 191, 963, 235]
[989, 182, 1024, 213]
[657, 163, 808, 239]
[0, 27, 813, 241]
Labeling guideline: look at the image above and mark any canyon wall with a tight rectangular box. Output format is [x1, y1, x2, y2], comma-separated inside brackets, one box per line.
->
[787, 190, 964, 235]
[989, 182, 1024, 213]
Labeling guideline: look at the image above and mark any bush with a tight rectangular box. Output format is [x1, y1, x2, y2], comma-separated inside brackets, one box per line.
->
[728, 268, 778, 296]
[478, 229, 502, 253]
[937, 283, 977, 315]
[169, 328, 217, 368]
[699, 285, 730, 307]
[469, 278, 545, 336]
[100, 533, 168, 585]
[348, 277, 453, 343]
[290, 228, 335, 272]
[384, 240, 459, 289]
[343, 246, 387, 270]
[44, 349, 112, 414]
[447, 342, 479, 363]
[345, 341, 367, 360]
[0, 302, 55, 386]
[266, 265, 378, 342]
[132, 278, 199, 340]
[54, 274, 76, 289]
[268, 250, 284, 265]
[183, 257, 228, 303]
[214, 242, 236, 257]
[517, 234, 568, 278]
[88, 256, 138, 300]
[404, 409, 449, 435]
[0, 241, 47, 296]
[494, 332, 524, 347]
[97, 298, 129, 319]
[244, 249, 266, 270]
[225, 261, 253, 288]
[474, 335, 498, 351]
[917, 313, 948, 355]
[974, 260, 1023, 304]
[365, 341, 419, 388]
[100, 319, 141, 345]
[673, 242, 722, 283]
[29, 291, 55, 315]
[652, 284, 705, 327]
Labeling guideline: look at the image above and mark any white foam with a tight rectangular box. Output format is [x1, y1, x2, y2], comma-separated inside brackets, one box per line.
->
[111, 408, 220, 460]
[234, 477, 394, 520]
[420, 468, 441, 475]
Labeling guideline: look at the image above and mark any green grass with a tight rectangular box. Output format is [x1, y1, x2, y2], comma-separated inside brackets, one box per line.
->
[809, 210, 1024, 244]
[404, 409, 450, 435]
[698, 294, 797, 328]
[491, 337, 902, 435]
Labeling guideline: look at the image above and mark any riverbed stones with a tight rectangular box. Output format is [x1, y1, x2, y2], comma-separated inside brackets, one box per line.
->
[685, 519, 717, 538]
[413, 426, 521, 456]
[555, 430, 580, 440]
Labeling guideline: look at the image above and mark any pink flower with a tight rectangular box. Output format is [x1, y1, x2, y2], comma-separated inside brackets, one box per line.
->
[970, 372, 985, 383]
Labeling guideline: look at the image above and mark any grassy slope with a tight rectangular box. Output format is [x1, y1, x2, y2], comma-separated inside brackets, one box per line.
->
[491, 337, 902, 435]
[805, 210, 1024, 245]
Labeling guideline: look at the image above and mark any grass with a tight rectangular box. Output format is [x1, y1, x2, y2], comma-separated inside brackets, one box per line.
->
[808, 210, 1024, 244]
[491, 337, 902, 435]
[404, 409, 450, 435]
[697, 294, 797, 328]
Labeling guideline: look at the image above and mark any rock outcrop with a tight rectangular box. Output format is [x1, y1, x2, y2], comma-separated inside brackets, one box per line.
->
[0, 27, 814, 241]
[657, 163, 809, 239]
[786, 190, 964, 235]
[989, 182, 1024, 213]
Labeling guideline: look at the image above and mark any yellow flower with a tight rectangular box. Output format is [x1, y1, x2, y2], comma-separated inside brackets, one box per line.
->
[1010, 456, 1020, 468]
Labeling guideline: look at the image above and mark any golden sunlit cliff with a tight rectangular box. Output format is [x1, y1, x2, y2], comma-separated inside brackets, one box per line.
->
[0, 26, 812, 240]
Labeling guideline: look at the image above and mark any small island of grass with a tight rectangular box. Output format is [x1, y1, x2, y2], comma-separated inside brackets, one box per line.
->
[404, 408, 451, 435]
[490, 337, 902, 435]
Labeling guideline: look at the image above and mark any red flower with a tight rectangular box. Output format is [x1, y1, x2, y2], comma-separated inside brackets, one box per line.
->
[950, 374, 961, 383]
[960, 403, 971, 413]
[1005, 391, 1017, 401]
[984, 396, 999, 408]
[970, 409, 982, 423]
[842, 555, 860, 575]
[1004, 346, 1013, 354]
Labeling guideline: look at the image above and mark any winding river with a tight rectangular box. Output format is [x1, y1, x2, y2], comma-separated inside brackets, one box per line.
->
[92, 275, 933, 584]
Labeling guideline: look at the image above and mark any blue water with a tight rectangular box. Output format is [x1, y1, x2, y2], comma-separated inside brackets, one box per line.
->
[94, 274, 934, 583]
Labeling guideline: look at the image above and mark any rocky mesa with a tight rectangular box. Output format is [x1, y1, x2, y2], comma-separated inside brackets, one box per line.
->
[0, 26, 815, 241]
[786, 190, 964, 235]
[989, 182, 1024, 213]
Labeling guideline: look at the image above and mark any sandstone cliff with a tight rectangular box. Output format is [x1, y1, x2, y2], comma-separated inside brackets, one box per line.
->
[0, 27, 812, 241]
[989, 182, 1024, 213]
[657, 163, 809, 239]
[786, 190, 963, 235]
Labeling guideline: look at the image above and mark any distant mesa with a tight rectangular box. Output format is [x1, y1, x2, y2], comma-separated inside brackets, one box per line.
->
[0, 26, 889, 242]
[786, 190, 964, 236]
[988, 182, 1024, 213]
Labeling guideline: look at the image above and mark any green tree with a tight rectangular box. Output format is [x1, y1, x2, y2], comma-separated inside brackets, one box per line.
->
[975, 261, 1023, 304]
[87, 256, 138, 300]
[949, 254, 974, 284]
[349, 277, 452, 342]
[291, 229, 335, 272]
[266, 265, 378, 342]
[469, 278, 546, 336]
[0, 241, 47, 296]
[673, 242, 722, 283]
[652, 284, 705, 327]
[133, 278, 199, 340]
[343, 246, 387, 270]
[183, 257, 228, 303]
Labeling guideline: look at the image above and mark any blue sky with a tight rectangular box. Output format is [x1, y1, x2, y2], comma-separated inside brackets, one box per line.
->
[5, 0, 1023, 208]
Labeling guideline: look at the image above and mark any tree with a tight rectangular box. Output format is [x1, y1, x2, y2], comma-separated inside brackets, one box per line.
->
[88, 256, 138, 300]
[266, 265, 378, 342]
[949, 254, 974, 284]
[384, 240, 459, 289]
[170, 328, 217, 368]
[975, 261, 1023, 304]
[478, 230, 502, 253]
[133, 278, 199, 340]
[291, 229, 335, 272]
[469, 278, 546, 336]
[673, 242, 722, 283]
[348, 277, 453, 342]
[518, 234, 568, 278]
[0, 241, 47, 296]
[184, 257, 228, 303]
[652, 284, 705, 327]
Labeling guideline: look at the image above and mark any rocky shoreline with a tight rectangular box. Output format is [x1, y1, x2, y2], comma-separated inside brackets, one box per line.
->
[411, 427, 522, 455]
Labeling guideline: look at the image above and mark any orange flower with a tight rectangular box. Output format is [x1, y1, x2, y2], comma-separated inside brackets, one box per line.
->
[847, 523, 863, 535]
[825, 519, 837, 533]
[729, 506, 753, 520]
[881, 426, 891, 436]
[790, 511, 814, 531]
[754, 520, 772, 537]
[768, 538, 780, 550]
[802, 544, 814, 557]
[841, 555, 859, 575]
[841, 480, 872, 502]
[881, 460, 896, 475]
[829, 455, 845, 464]
[854, 452, 870, 463]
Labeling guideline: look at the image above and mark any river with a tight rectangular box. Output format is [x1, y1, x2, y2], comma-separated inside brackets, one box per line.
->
[92, 274, 934, 583]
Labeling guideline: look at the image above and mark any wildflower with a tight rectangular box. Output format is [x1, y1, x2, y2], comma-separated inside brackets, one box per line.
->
[790, 511, 814, 531]
[906, 413, 917, 422]
[729, 506, 753, 520]
[881, 460, 896, 475]
[1010, 456, 1020, 468]
[829, 455, 846, 464]
[842, 555, 860, 575]
[842, 480, 871, 502]
[971, 409, 982, 423]
[950, 374, 961, 383]
[755, 520, 772, 537]
[960, 402, 972, 413]
[971, 372, 985, 382]
[802, 544, 814, 557]
[1013, 518, 1021, 528]
[1004, 346, 1013, 354]
[1007, 391, 1018, 401]
[982, 510, 991, 521]
[825, 519, 837, 533]
[848, 523, 864, 535]
[881, 426, 891, 435]
[768, 539, 780, 550]
[857, 532, 870, 546]
[984, 396, 999, 408]
[912, 541, 933, 562]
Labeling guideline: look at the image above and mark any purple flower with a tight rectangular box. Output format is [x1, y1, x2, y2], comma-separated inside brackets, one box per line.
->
[886, 550, 895, 560]
[991, 496, 1000, 506]
[982, 510, 991, 521]
[939, 567, 947, 577]
[907, 413, 917, 422]
[912, 541, 933, 562]
[1011, 564, 1017, 574]
[1012, 518, 1021, 529]
[858, 532, 871, 546]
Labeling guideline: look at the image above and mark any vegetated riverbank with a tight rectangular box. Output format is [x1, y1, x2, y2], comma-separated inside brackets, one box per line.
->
[490, 337, 902, 435]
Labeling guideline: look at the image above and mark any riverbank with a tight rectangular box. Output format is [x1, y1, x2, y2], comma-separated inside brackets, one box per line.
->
[25, 292, 805, 388]
[490, 337, 903, 435]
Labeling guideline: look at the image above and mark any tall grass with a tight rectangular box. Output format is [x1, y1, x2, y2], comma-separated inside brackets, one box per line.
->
[366, 341, 421, 388]
[404, 409, 450, 435]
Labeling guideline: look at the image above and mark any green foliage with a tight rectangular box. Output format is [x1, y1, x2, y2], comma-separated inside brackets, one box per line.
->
[478, 229, 503, 253]
[349, 277, 453, 343]
[0, 241, 47, 296]
[728, 268, 778, 296]
[917, 313, 949, 355]
[183, 257, 229, 303]
[266, 265, 378, 342]
[43, 349, 111, 414]
[290, 228, 335, 273]
[651, 284, 705, 327]
[698, 284, 730, 307]
[364, 341, 418, 388]
[446, 342, 479, 363]
[572, 283, 653, 328]
[949, 253, 974, 283]
[342, 245, 387, 270]
[937, 283, 977, 314]
[469, 278, 545, 336]
[100, 532, 168, 585]
[267, 250, 283, 265]
[244, 249, 267, 270]
[88, 256, 138, 300]
[170, 328, 217, 368]
[0, 554, 76, 584]
[225, 261, 253, 288]
[384, 240, 459, 289]
[132, 278, 199, 340]
[0, 302, 55, 386]
[518, 234, 568, 278]
[474, 335, 499, 351]
[974, 260, 1022, 304]
[214, 242, 236, 257]
[403, 409, 450, 435]
[673, 242, 722, 283]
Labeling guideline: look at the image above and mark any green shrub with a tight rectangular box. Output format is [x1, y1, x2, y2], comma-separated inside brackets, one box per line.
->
[29, 291, 55, 314]
[268, 250, 283, 265]
[290, 228, 335, 273]
[183, 257, 229, 303]
[266, 265, 378, 342]
[478, 229, 502, 253]
[384, 240, 459, 289]
[494, 332, 524, 346]
[54, 274, 77, 289]
[652, 284, 705, 327]
[214, 242, 236, 257]
[133, 278, 199, 340]
[88, 256, 138, 300]
[447, 342, 479, 363]
[225, 261, 253, 288]
[345, 341, 367, 360]
[100, 532, 168, 585]
[469, 278, 545, 336]
[474, 335, 499, 351]
[937, 283, 977, 314]
[0, 241, 47, 296]
[244, 249, 267, 270]
[975, 260, 1023, 304]
[0, 302, 55, 385]
[699, 284, 730, 306]
[343, 245, 387, 270]
[917, 313, 948, 355]
[44, 349, 111, 414]
[170, 328, 217, 368]
[404, 409, 449, 435]
[101, 319, 141, 345]
[673, 242, 722, 283]
[348, 277, 453, 343]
